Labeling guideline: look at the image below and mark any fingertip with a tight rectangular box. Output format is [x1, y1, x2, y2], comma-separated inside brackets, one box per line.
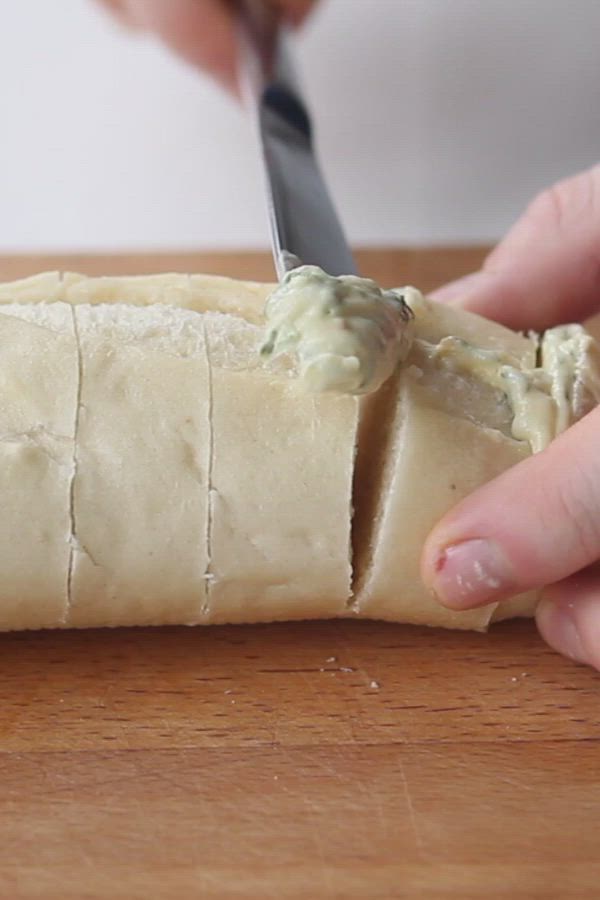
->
[422, 538, 518, 611]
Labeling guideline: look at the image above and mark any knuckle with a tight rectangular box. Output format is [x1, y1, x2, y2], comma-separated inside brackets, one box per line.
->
[525, 180, 568, 232]
[526, 167, 600, 234]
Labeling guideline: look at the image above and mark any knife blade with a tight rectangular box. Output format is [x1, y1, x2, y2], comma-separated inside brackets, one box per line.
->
[237, 0, 357, 280]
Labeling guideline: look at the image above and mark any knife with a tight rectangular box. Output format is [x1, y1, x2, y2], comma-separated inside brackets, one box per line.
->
[237, 0, 357, 280]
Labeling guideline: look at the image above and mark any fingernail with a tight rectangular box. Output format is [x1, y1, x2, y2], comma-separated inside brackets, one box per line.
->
[536, 598, 589, 665]
[430, 539, 516, 609]
[429, 272, 487, 304]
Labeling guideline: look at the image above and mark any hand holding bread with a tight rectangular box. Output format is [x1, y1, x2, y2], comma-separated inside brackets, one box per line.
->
[426, 164, 600, 668]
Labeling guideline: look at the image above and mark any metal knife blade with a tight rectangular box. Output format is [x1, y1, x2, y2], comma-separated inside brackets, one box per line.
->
[238, 0, 357, 280]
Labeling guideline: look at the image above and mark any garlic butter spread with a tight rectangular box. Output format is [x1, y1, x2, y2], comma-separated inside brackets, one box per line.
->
[261, 266, 414, 395]
[540, 325, 600, 430]
[430, 325, 600, 453]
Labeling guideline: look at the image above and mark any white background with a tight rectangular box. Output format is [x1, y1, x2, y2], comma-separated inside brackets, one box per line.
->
[0, 0, 599, 252]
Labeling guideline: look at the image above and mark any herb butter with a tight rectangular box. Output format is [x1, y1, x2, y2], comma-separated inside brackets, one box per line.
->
[261, 266, 414, 395]
[429, 325, 600, 453]
[540, 324, 600, 431]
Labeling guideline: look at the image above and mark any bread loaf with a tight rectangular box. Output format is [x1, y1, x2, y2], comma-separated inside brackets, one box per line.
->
[0, 270, 596, 632]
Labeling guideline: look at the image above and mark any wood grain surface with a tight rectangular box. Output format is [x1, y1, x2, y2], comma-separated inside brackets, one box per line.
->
[0, 248, 598, 900]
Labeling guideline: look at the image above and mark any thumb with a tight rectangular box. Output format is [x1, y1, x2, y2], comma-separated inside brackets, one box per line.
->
[431, 164, 600, 332]
[421, 406, 600, 610]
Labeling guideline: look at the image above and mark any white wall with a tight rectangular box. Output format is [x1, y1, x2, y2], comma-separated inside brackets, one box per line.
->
[0, 0, 599, 252]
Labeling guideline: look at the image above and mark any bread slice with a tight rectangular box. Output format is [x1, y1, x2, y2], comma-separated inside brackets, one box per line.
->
[68, 304, 210, 628]
[352, 297, 538, 630]
[0, 303, 77, 629]
[204, 311, 358, 624]
[405, 288, 537, 365]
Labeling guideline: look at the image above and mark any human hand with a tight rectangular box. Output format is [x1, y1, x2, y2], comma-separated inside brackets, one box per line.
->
[422, 164, 600, 668]
[96, 0, 316, 93]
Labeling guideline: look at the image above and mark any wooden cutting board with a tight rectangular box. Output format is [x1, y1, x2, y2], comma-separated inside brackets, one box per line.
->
[0, 248, 598, 900]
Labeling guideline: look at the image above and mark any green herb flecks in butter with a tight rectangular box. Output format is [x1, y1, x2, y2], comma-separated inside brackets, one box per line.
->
[261, 266, 415, 396]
